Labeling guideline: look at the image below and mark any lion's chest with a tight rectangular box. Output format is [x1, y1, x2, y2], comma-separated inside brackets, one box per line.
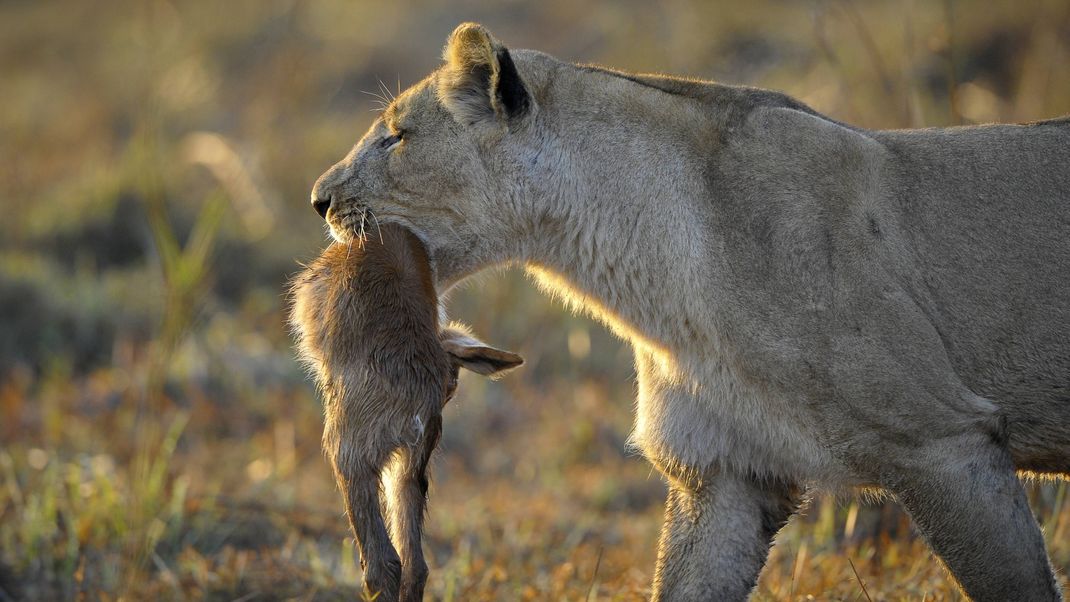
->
[630, 345, 848, 486]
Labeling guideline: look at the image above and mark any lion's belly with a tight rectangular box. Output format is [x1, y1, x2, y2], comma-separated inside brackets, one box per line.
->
[630, 347, 849, 487]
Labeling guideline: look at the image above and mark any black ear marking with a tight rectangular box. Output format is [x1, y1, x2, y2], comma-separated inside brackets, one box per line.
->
[495, 48, 530, 117]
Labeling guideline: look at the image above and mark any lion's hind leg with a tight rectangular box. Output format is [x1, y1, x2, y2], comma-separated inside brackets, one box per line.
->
[879, 431, 1061, 600]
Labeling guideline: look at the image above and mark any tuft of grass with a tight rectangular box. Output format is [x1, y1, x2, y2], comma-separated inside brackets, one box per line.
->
[0, 412, 190, 599]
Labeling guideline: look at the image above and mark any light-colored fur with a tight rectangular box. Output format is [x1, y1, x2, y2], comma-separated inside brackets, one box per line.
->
[311, 23, 1070, 600]
[289, 227, 521, 601]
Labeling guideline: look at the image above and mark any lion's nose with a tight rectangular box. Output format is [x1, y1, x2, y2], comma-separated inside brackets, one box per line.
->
[311, 196, 331, 219]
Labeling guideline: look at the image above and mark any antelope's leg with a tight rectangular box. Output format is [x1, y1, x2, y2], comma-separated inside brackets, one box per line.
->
[386, 414, 443, 602]
[332, 449, 401, 602]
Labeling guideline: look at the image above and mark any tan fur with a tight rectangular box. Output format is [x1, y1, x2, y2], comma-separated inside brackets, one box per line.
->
[289, 224, 521, 601]
[440, 23, 509, 123]
[309, 23, 1069, 601]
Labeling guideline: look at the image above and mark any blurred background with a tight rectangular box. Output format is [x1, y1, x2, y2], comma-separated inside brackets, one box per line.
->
[1, 1, 1068, 599]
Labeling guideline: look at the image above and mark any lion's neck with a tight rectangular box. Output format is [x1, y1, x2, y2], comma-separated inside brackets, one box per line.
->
[512, 88, 720, 354]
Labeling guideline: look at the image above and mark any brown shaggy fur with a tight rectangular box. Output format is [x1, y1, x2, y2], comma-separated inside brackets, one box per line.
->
[289, 224, 521, 601]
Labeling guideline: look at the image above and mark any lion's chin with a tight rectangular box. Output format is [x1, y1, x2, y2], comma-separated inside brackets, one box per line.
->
[326, 225, 353, 244]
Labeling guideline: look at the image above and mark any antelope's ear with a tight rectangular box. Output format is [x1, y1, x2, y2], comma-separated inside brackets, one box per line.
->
[440, 325, 523, 378]
[439, 22, 531, 124]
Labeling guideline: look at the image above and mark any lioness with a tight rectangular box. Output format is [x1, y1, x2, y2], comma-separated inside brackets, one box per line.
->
[309, 23, 1070, 601]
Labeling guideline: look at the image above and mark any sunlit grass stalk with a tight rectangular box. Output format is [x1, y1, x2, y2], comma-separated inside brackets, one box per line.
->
[119, 411, 190, 596]
[144, 188, 227, 413]
[127, 118, 226, 415]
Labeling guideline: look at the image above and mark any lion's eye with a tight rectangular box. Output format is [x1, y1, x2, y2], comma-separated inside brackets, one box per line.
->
[381, 130, 404, 150]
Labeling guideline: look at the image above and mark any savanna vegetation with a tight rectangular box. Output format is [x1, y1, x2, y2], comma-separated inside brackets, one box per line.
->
[2, 1, 1068, 600]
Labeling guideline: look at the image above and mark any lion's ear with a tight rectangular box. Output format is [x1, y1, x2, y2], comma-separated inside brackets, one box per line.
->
[439, 22, 531, 125]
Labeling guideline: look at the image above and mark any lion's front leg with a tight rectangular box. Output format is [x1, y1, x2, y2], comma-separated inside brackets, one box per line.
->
[632, 348, 803, 601]
[651, 469, 799, 602]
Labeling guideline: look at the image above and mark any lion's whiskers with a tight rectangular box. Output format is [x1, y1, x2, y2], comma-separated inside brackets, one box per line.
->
[369, 208, 385, 245]
[361, 89, 391, 113]
[377, 78, 396, 103]
[358, 207, 369, 249]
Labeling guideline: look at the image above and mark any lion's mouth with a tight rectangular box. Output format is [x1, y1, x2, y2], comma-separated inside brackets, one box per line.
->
[327, 202, 423, 249]
[327, 202, 377, 245]
[327, 202, 445, 287]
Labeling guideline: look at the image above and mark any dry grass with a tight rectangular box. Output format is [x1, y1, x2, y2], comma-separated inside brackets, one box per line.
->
[1, 1, 1069, 600]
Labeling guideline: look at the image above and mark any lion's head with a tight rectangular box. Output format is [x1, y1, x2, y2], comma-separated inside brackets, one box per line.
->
[311, 23, 551, 289]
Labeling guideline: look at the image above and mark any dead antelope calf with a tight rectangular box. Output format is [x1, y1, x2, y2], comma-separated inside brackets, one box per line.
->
[289, 224, 521, 601]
